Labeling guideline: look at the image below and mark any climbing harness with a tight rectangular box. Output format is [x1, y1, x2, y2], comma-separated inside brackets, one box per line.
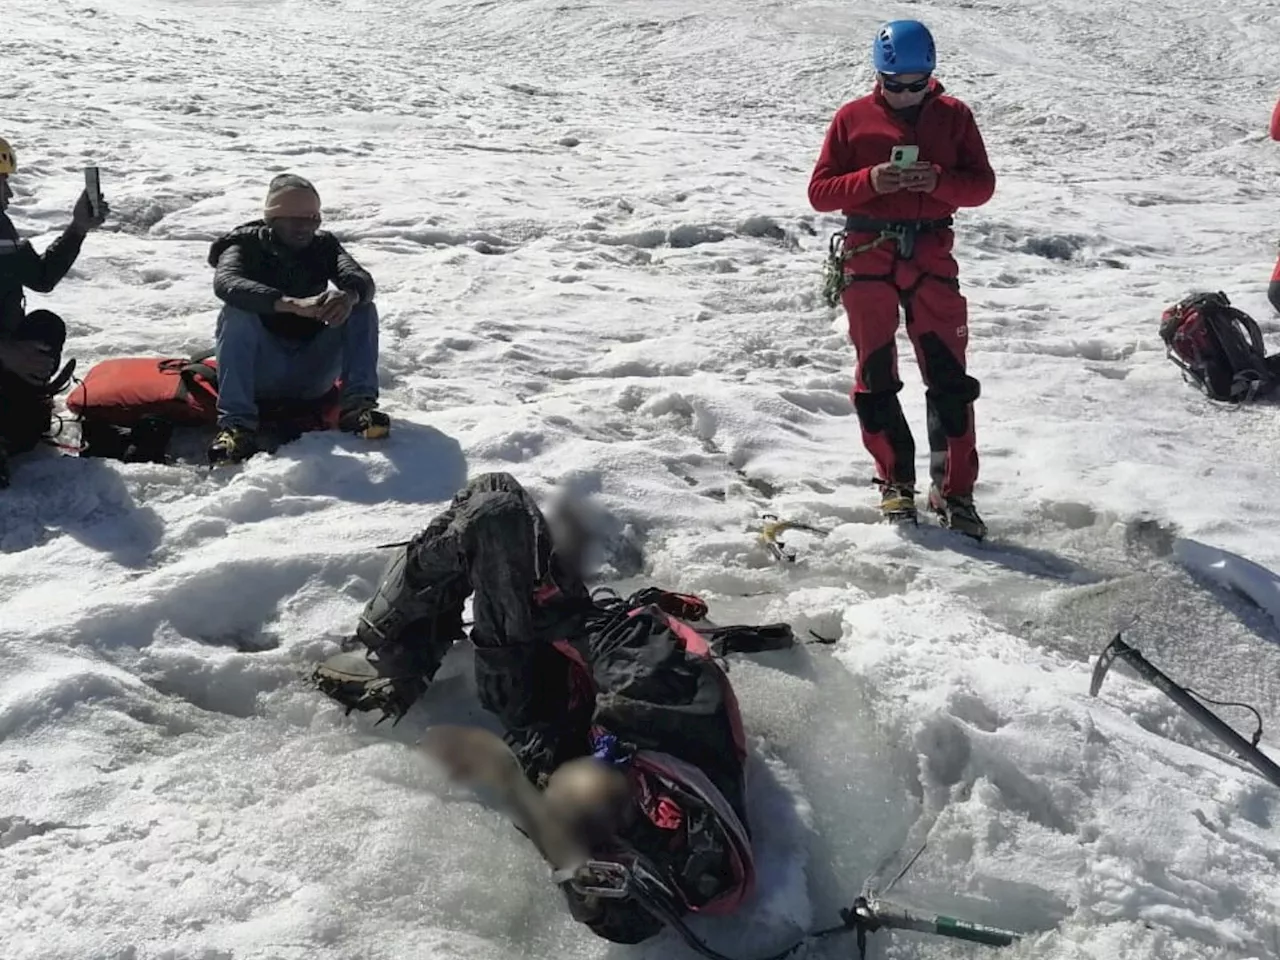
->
[822, 230, 896, 307]
[820, 216, 954, 308]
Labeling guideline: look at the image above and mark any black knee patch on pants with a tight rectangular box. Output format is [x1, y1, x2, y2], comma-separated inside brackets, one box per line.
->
[858, 342, 902, 394]
[1269, 281, 1280, 315]
[854, 386, 906, 434]
[919, 332, 979, 438]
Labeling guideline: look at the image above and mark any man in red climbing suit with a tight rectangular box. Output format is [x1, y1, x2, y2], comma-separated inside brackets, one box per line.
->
[808, 20, 995, 540]
[1268, 96, 1280, 316]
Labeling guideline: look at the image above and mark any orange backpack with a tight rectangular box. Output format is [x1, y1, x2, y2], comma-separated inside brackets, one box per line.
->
[65, 352, 340, 462]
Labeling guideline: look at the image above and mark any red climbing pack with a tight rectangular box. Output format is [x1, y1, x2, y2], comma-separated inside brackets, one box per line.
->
[64, 351, 342, 462]
[66, 354, 220, 427]
[1159, 291, 1280, 402]
[541, 587, 789, 917]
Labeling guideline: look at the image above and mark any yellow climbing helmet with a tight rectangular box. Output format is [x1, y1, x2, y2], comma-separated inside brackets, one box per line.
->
[0, 137, 15, 175]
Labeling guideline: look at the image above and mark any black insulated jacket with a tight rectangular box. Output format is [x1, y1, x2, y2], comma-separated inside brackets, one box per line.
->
[208, 220, 375, 340]
[0, 213, 84, 337]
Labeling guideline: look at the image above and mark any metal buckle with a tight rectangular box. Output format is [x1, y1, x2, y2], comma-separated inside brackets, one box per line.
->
[567, 860, 632, 899]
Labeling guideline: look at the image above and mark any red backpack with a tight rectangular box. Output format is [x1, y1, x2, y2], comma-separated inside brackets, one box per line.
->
[66, 354, 220, 428]
[1159, 292, 1280, 402]
[64, 351, 340, 462]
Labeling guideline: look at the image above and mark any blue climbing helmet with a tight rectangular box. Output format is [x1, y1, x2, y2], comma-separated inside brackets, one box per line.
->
[872, 20, 936, 75]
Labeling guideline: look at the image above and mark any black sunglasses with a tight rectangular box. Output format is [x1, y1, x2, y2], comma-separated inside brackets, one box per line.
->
[880, 74, 931, 94]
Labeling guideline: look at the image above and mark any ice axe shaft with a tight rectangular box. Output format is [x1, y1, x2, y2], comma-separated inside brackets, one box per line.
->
[1091, 633, 1280, 789]
[848, 897, 1019, 955]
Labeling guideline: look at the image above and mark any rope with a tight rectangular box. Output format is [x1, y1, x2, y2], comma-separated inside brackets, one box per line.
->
[821, 230, 898, 307]
[1186, 687, 1266, 747]
[38, 372, 88, 455]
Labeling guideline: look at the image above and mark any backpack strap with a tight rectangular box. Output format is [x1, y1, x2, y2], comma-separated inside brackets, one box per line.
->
[623, 587, 709, 622]
[1227, 307, 1268, 359]
[157, 354, 218, 401]
[181, 361, 218, 389]
[181, 349, 218, 391]
[704, 623, 796, 655]
[45, 358, 77, 396]
[1218, 308, 1276, 399]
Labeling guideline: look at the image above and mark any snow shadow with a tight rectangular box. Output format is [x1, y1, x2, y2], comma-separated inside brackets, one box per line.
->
[906, 523, 1103, 584]
[0, 453, 164, 567]
[268, 419, 469, 505]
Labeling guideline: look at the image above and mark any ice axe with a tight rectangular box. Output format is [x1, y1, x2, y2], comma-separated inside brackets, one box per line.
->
[1090, 632, 1280, 789]
[758, 514, 829, 563]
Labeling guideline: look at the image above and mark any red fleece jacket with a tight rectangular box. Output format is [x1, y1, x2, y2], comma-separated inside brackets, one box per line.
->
[808, 81, 996, 220]
[1270, 97, 1280, 141]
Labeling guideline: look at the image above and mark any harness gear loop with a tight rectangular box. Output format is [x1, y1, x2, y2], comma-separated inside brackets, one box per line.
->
[822, 229, 900, 307]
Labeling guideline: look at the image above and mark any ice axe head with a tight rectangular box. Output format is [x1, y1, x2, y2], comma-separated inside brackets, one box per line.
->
[1089, 632, 1132, 697]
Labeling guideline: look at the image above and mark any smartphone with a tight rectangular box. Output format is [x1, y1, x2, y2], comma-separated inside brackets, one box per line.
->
[890, 145, 920, 169]
[84, 166, 103, 219]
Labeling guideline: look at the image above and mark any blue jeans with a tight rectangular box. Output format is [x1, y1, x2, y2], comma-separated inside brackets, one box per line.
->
[214, 303, 380, 430]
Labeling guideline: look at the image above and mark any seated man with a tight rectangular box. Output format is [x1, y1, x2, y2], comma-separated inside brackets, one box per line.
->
[207, 173, 387, 464]
[0, 136, 107, 487]
[313, 473, 795, 943]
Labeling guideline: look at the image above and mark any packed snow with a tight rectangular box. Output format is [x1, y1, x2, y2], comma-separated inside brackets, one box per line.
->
[3, 1, 1280, 959]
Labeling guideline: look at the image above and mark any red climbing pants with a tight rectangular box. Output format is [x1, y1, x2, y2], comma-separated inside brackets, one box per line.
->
[839, 230, 979, 497]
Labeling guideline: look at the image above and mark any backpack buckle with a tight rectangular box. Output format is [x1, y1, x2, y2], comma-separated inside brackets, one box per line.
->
[561, 860, 633, 899]
[880, 224, 916, 259]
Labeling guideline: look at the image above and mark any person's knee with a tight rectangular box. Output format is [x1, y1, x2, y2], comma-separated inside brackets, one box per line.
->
[918, 333, 980, 398]
[918, 333, 979, 437]
[467, 489, 533, 533]
[852, 388, 904, 433]
[217, 305, 266, 340]
[348, 301, 378, 325]
[455, 478, 540, 559]
[853, 341, 907, 434]
[461, 472, 527, 500]
[856, 342, 901, 394]
[1268, 280, 1280, 315]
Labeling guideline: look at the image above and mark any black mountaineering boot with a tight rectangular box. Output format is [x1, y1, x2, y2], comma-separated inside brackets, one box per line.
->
[929, 486, 987, 541]
[208, 426, 258, 465]
[878, 481, 918, 525]
[311, 544, 463, 723]
[339, 401, 391, 439]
